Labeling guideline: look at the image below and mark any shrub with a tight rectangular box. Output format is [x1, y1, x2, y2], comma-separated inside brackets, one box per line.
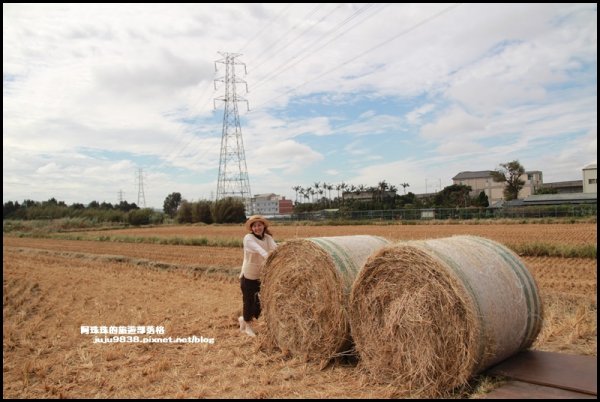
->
[128, 208, 153, 226]
[212, 198, 246, 223]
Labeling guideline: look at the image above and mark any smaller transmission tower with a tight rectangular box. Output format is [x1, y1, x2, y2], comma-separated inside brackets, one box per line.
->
[214, 51, 253, 214]
[136, 168, 146, 208]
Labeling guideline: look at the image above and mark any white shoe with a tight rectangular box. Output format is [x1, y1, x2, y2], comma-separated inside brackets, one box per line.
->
[244, 324, 256, 337]
[238, 316, 246, 332]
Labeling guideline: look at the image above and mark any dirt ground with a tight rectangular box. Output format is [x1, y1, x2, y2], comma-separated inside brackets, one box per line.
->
[3, 224, 597, 398]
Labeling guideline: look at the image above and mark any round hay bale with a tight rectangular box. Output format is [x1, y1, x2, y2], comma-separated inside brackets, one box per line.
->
[261, 235, 389, 361]
[349, 235, 543, 397]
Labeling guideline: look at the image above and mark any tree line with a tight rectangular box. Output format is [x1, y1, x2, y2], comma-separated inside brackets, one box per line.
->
[2, 197, 163, 225]
[163, 193, 245, 224]
[3, 160, 532, 223]
[3, 195, 247, 226]
[291, 182, 489, 212]
[291, 160, 534, 211]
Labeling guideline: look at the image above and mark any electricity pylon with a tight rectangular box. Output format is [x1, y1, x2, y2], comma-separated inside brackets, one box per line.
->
[136, 168, 146, 208]
[214, 51, 253, 215]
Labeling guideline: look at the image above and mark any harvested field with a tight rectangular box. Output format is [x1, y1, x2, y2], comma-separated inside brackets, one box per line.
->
[3, 237, 242, 270]
[524, 257, 596, 295]
[3, 247, 397, 399]
[3, 222, 596, 398]
[82, 222, 597, 247]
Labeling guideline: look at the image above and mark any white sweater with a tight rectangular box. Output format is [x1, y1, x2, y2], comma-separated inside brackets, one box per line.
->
[240, 233, 277, 280]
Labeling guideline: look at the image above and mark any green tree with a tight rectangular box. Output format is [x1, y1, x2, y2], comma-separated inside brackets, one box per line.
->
[490, 160, 525, 201]
[100, 201, 114, 210]
[176, 200, 193, 223]
[400, 182, 410, 195]
[475, 191, 489, 207]
[433, 184, 472, 208]
[70, 202, 85, 210]
[3, 201, 20, 218]
[128, 208, 153, 226]
[212, 198, 246, 224]
[192, 201, 213, 224]
[116, 201, 138, 212]
[163, 192, 182, 218]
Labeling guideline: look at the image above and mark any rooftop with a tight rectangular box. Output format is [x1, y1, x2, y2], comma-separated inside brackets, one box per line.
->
[452, 171, 493, 180]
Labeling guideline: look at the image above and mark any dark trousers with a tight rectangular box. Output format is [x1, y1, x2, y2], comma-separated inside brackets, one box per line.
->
[240, 276, 261, 322]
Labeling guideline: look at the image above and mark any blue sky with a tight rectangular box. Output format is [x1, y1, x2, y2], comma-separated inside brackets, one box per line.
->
[3, 3, 597, 208]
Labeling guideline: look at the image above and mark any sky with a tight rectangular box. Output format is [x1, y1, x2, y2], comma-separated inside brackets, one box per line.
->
[3, 3, 597, 209]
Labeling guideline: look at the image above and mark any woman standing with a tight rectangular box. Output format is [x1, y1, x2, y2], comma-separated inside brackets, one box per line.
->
[239, 215, 277, 337]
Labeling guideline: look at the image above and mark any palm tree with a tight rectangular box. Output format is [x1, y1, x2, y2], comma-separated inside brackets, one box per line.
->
[326, 183, 333, 202]
[292, 186, 301, 204]
[321, 182, 328, 201]
[378, 180, 389, 203]
[301, 188, 310, 203]
[339, 182, 348, 206]
[401, 182, 410, 195]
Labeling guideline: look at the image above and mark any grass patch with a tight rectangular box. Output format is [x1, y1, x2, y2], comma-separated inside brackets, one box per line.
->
[508, 242, 596, 259]
[7, 232, 243, 248]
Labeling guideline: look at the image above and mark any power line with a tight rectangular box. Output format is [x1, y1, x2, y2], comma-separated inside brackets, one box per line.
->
[158, 78, 219, 166]
[252, 4, 462, 110]
[251, 3, 382, 92]
[247, 4, 327, 72]
[161, 5, 384, 170]
[237, 4, 294, 54]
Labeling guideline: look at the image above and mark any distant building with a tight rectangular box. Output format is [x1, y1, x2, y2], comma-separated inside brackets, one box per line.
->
[540, 163, 596, 194]
[541, 180, 583, 194]
[342, 190, 397, 201]
[520, 192, 596, 205]
[278, 197, 294, 214]
[452, 170, 543, 205]
[252, 193, 294, 215]
[499, 192, 597, 208]
[583, 164, 597, 193]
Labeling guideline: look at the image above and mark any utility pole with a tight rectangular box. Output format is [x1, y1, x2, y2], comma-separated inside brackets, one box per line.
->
[117, 190, 124, 204]
[136, 168, 146, 208]
[214, 51, 253, 215]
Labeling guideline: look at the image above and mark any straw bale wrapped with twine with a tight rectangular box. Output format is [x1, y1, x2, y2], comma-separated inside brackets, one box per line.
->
[261, 235, 389, 362]
[349, 235, 542, 397]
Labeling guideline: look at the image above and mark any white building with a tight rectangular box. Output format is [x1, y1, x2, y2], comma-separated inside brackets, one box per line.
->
[452, 170, 543, 204]
[583, 164, 597, 193]
[251, 193, 294, 215]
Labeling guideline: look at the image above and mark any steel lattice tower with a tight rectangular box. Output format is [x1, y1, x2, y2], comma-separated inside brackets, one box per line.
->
[136, 168, 146, 208]
[214, 52, 253, 214]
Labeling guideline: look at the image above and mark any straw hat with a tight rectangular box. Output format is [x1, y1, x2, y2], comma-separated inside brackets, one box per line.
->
[245, 215, 270, 232]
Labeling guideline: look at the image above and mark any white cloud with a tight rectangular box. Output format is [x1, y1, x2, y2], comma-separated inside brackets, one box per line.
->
[3, 3, 596, 207]
[249, 140, 323, 175]
[406, 104, 435, 125]
[420, 106, 486, 141]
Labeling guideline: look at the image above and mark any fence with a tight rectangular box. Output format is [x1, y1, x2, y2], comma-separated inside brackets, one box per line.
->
[271, 204, 597, 222]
